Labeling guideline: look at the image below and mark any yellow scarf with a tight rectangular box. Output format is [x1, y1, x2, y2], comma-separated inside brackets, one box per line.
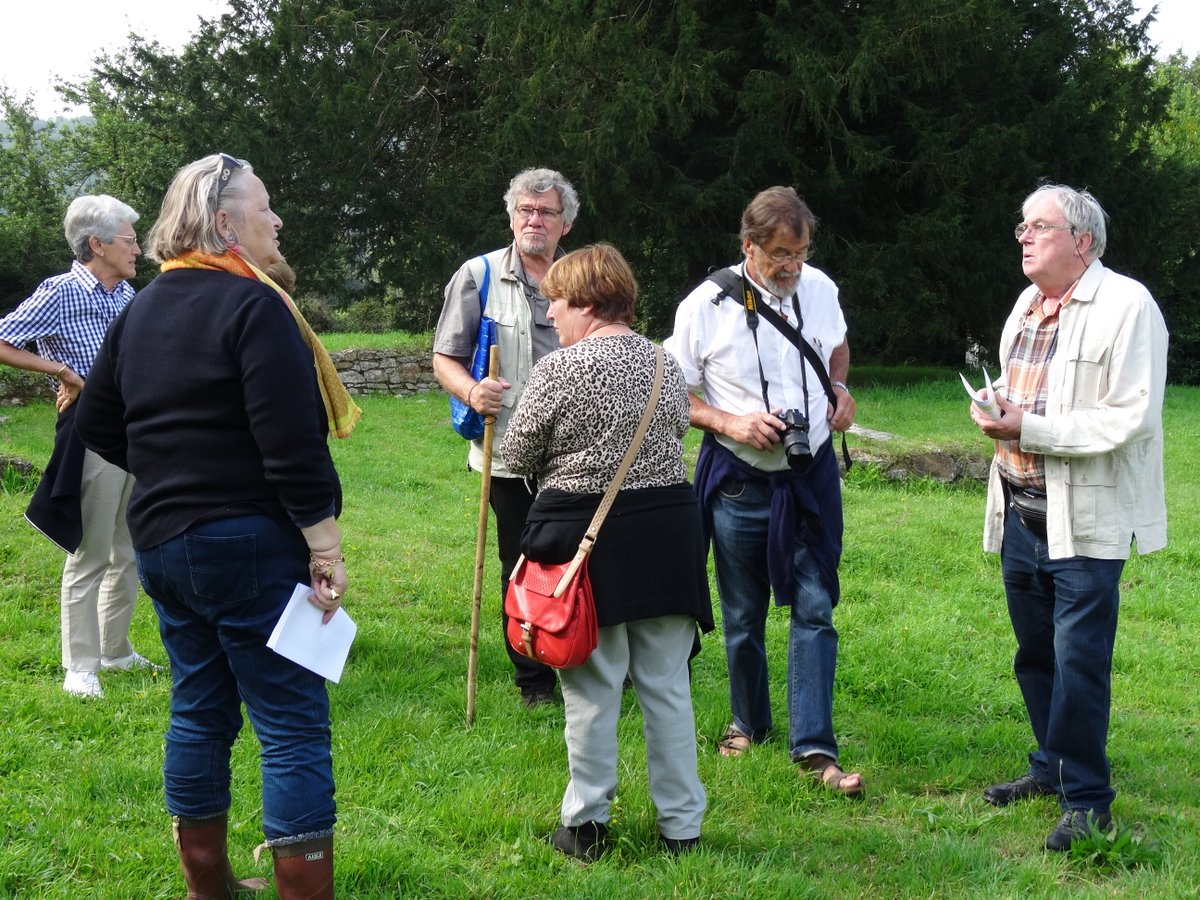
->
[162, 250, 361, 439]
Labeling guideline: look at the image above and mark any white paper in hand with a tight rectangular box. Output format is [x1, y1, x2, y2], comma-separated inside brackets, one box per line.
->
[960, 368, 1002, 420]
[266, 583, 357, 683]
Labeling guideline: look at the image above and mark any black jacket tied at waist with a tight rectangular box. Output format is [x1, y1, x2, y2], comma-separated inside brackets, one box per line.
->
[694, 432, 843, 608]
[520, 483, 714, 632]
[24, 405, 86, 553]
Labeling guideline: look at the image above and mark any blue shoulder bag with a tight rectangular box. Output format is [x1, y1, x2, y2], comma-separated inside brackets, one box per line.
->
[449, 255, 497, 440]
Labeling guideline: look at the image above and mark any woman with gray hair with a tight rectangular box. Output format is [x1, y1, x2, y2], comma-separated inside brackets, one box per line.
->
[0, 194, 156, 700]
[75, 154, 359, 899]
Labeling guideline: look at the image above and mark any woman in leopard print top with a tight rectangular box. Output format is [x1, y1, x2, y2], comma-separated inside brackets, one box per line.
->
[501, 243, 712, 861]
[501, 326, 690, 494]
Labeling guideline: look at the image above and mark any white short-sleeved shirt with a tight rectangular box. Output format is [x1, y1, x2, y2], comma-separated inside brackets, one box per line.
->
[664, 261, 847, 472]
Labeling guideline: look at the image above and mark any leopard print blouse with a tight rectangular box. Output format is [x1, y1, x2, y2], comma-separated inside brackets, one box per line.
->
[500, 333, 691, 494]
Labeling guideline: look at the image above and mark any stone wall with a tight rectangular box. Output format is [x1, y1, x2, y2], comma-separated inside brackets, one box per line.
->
[2, 352, 992, 485]
[330, 347, 438, 397]
[0, 372, 52, 406]
[0, 346, 440, 405]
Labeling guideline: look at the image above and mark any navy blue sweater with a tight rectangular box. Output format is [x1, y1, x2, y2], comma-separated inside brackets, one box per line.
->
[693, 433, 842, 608]
[75, 268, 341, 550]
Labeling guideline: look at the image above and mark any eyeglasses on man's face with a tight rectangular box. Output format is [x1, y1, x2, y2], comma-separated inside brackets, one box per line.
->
[755, 243, 811, 266]
[516, 206, 563, 222]
[1014, 222, 1074, 240]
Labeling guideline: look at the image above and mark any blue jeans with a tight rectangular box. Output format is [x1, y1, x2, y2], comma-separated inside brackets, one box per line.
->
[136, 514, 335, 842]
[711, 479, 839, 759]
[1000, 505, 1123, 812]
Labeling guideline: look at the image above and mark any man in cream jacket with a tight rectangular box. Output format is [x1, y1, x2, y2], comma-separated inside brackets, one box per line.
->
[970, 184, 1167, 852]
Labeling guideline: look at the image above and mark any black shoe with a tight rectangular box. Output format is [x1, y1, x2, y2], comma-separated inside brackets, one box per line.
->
[661, 834, 700, 856]
[983, 772, 1055, 807]
[551, 822, 609, 861]
[1045, 808, 1113, 852]
[521, 690, 559, 709]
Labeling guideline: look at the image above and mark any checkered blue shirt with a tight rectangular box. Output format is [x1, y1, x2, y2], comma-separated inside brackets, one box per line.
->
[0, 260, 134, 379]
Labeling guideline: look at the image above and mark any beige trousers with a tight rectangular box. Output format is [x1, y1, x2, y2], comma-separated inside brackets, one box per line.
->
[559, 615, 706, 840]
[60, 449, 138, 672]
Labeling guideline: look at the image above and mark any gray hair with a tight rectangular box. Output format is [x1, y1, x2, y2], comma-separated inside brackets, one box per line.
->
[145, 153, 255, 262]
[64, 195, 140, 262]
[503, 167, 580, 226]
[1022, 184, 1108, 259]
[740, 186, 818, 247]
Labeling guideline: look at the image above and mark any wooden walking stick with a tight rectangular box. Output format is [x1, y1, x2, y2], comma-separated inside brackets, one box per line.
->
[466, 346, 499, 727]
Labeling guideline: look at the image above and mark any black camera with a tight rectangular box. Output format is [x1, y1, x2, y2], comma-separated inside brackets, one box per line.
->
[777, 409, 812, 472]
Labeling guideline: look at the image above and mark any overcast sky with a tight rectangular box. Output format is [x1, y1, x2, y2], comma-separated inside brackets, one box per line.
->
[1, 0, 1198, 119]
[1, 0, 229, 118]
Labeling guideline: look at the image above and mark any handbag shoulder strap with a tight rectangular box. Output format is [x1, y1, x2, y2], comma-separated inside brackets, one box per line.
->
[547, 346, 664, 596]
[580, 345, 665, 555]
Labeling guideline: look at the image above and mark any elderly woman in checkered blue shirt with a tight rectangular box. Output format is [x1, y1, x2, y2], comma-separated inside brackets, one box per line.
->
[0, 194, 158, 701]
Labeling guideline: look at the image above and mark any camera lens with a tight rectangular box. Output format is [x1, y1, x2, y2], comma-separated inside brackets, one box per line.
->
[778, 409, 812, 472]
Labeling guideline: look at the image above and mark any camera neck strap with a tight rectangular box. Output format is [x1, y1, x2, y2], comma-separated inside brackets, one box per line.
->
[737, 270, 811, 415]
[712, 267, 851, 471]
[741, 271, 841, 412]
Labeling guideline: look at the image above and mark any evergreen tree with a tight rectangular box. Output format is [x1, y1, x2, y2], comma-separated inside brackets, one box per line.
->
[4, 0, 1196, 377]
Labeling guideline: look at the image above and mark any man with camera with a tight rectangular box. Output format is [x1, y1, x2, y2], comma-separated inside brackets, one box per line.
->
[664, 186, 862, 794]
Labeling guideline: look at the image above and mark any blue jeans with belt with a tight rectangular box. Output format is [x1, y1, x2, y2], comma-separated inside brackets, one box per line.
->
[711, 479, 839, 760]
[136, 514, 335, 842]
[1000, 504, 1124, 812]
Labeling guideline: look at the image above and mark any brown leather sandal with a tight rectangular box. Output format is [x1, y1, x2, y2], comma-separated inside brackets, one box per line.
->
[797, 753, 864, 797]
[717, 727, 752, 758]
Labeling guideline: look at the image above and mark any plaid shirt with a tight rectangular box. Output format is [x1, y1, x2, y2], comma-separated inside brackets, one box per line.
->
[995, 292, 1072, 489]
[0, 260, 133, 379]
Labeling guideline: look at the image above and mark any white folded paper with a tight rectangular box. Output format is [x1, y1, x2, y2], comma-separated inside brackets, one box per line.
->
[267, 583, 357, 683]
[960, 368, 1001, 420]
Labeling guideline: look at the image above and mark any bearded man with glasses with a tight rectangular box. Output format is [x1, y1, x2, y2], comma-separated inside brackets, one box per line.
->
[971, 184, 1168, 852]
[664, 186, 863, 796]
[433, 167, 580, 709]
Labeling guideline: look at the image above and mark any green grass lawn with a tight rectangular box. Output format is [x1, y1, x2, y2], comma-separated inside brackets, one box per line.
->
[319, 331, 433, 353]
[1, 381, 1197, 898]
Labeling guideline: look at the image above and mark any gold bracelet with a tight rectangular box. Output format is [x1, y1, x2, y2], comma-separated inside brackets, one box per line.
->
[55, 363, 68, 377]
[466, 381, 479, 410]
[309, 554, 344, 578]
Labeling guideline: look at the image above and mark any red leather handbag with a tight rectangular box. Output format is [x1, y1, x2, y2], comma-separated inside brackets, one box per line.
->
[504, 347, 665, 670]
[505, 551, 597, 669]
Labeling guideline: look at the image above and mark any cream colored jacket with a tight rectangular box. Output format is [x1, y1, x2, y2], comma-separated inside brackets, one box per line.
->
[983, 259, 1168, 560]
[465, 245, 539, 479]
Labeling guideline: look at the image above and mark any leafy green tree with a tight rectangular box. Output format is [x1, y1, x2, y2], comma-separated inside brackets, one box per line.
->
[430, 0, 1171, 361]
[69, 0, 470, 328]
[32, 0, 1200, 380]
[1145, 52, 1200, 383]
[0, 93, 81, 312]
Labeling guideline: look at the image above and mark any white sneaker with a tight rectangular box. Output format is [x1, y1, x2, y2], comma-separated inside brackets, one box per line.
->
[63, 670, 104, 698]
[100, 650, 164, 672]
